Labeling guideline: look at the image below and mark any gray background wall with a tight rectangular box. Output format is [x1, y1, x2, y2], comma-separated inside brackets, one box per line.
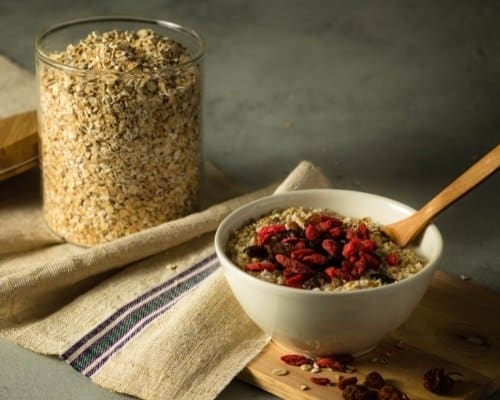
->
[0, 1, 498, 399]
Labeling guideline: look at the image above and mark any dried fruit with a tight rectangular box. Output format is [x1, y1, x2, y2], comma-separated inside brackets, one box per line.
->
[280, 354, 311, 366]
[275, 254, 313, 275]
[386, 253, 399, 266]
[378, 384, 409, 400]
[290, 248, 316, 260]
[369, 273, 395, 284]
[364, 371, 385, 389]
[338, 376, 358, 390]
[305, 224, 320, 240]
[228, 208, 427, 291]
[310, 377, 331, 386]
[244, 260, 276, 272]
[316, 356, 346, 371]
[423, 368, 455, 395]
[342, 384, 378, 400]
[257, 224, 286, 246]
[245, 245, 268, 258]
[286, 274, 307, 287]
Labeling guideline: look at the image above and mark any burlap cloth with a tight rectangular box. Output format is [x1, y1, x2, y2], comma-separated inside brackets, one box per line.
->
[0, 55, 331, 399]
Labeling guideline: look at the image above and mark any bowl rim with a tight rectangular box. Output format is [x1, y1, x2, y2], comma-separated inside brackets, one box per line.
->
[214, 188, 443, 297]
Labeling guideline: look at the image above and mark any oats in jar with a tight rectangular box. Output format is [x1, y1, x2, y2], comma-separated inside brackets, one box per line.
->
[37, 26, 202, 245]
[226, 207, 427, 291]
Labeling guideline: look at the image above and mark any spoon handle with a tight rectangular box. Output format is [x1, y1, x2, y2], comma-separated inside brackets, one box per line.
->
[416, 145, 499, 222]
[384, 145, 499, 246]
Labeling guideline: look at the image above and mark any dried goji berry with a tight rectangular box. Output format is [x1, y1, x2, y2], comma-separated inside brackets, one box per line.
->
[361, 239, 376, 252]
[386, 253, 399, 266]
[317, 218, 341, 232]
[302, 253, 328, 265]
[275, 254, 313, 275]
[352, 257, 368, 278]
[315, 357, 344, 371]
[293, 240, 307, 249]
[257, 224, 286, 246]
[356, 223, 370, 239]
[321, 239, 341, 257]
[329, 226, 344, 238]
[364, 253, 381, 269]
[244, 260, 276, 272]
[290, 248, 316, 260]
[342, 238, 363, 258]
[324, 266, 338, 280]
[310, 377, 331, 386]
[280, 354, 311, 366]
[305, 224, 320, 240]
[286, 274, 306, 286]
[338, 376, 358, 390]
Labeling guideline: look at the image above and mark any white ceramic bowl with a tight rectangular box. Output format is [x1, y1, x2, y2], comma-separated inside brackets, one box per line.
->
[214, 189, 443, 356]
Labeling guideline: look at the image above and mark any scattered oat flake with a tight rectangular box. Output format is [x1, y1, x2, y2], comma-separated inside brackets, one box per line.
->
[460, 274, 470, 281]
[272, 368, 289, 376]
[310, 366, 321, 374]
[299, 384, 309, 391]
[300, 363, 313, 371]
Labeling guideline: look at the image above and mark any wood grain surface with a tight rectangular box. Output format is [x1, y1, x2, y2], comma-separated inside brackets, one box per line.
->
[0, 110, 38, 181]
[240, 271, 500, 400]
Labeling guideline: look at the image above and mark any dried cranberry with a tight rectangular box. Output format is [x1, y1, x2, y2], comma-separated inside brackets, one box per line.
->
[364, 371, 385, 389]
[378, 384, 409, 400]
[338, 376, 358, 390]
[423, 368, 455, 395]
[342, 385, 378, 400]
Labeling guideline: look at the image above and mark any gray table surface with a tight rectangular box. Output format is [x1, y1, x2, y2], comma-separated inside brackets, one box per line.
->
[1, 0, 499, 399]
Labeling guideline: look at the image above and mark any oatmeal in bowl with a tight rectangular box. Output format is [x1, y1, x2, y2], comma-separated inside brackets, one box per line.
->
[214, 189, 443, 356]
[227, 207, 427, 292]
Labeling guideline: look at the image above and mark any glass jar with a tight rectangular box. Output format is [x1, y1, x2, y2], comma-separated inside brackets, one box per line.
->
[35, 17, 204, 246]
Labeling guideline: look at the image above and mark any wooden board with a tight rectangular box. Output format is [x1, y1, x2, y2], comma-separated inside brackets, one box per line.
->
[240, 271, 500, 400]
[0, 110, 38, 181]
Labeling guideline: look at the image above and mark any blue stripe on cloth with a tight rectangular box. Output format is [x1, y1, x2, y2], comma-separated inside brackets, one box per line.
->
[61, 253, 219, 376]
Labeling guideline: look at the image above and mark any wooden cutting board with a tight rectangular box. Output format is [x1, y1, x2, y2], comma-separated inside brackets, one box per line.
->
[240, 271, 500, 400]
[0, 110, 38, 181]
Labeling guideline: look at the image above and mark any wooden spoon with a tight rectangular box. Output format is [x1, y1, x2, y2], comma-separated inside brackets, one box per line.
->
[381, 144, 500, 246]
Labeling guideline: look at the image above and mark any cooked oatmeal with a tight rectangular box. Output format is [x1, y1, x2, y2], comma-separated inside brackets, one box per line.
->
[226, 207, 427, 291]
